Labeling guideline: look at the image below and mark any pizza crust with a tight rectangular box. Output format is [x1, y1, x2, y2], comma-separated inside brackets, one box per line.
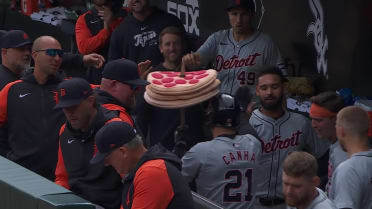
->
[146, 79, 220, 101]
[144, 88, 219, 109]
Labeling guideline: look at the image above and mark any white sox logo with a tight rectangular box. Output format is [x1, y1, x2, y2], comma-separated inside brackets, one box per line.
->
[307, 0, 329, 79]
[167, 0, 200, 36]
[215, 53, 262, 71]
[262, 130, 302, 154]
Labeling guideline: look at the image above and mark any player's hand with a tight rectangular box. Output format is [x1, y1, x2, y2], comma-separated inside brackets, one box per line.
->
[138, 60, 152, 79]
[83, 53, 105, 69]
[182, 53, 202, 69]
[100, 7, 114, 30]
[244, 101, 257, 119]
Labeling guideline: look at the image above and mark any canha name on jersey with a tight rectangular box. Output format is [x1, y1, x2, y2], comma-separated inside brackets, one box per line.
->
[222, 150, 257, 165]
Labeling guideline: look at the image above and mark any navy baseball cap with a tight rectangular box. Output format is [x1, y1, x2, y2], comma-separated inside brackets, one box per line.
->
[1, 30, 33, 49]
[227, 0, 255, 12]
[55, 77, 93, 109]
[102, 59, 150, 86]
[90, 121, 138, 164]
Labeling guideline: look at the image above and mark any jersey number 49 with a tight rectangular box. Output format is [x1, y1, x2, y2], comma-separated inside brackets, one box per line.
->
[223, 169, 253, 202]
[237, 71, 256, 85]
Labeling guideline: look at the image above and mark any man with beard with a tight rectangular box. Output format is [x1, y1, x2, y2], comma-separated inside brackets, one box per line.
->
[0, 36, 65, 180]
[330, 106, 372, 209]
[182, 0, 286, 97]
[282, 151, 337, 209]
[0, 35, 102, 180]
[54, 78, 123, 209]
[309, 91, 347, 193]
[0, 30, 106, 86]
[97, 58, 150, 126]
[0, 30, 32, 90]
[249, 66, 329, 209]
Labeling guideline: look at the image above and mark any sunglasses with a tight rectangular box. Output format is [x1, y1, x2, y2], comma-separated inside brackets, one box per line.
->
[35, 49, 64, 58]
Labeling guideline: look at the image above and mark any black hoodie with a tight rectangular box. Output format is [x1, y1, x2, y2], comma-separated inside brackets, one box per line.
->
[0, 69, 65, 180]
[108, 7, 185, 65]
[122, 144, 194, 209]
[56, 107, 123, 209]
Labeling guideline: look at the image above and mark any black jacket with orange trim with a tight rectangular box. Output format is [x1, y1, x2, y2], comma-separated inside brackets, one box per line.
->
[95, 88, 134, 126]
[0, 69, 65, 180]
[0, 64, 19, 90]
[55, 106, 123, 209]
[122, 144, 194, 209]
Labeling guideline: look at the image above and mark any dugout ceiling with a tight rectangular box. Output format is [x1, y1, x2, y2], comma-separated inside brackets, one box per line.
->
[150, 0, 372, 97]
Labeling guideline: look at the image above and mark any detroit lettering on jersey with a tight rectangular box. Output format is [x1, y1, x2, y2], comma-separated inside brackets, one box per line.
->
[261, 130, 302, 154]
[222, 150, 257, 165]
[134, 31, 157, 47]
[197, 29, 285, 95]
[215, 53, 262, 71]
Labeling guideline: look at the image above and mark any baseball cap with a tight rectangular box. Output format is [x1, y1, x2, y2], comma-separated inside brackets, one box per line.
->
[55, 77, 93, 109]
[90, 121, 138, 164]
[227, 0, 255, 12]
[102, 59, 150, 86]
[0, 30, 7, 48]
[1, 30, 33, 49]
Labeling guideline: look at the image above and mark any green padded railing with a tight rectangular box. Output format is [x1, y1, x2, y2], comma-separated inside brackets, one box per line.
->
[0, 155, 224, 209]
[0, 156, 95, 209]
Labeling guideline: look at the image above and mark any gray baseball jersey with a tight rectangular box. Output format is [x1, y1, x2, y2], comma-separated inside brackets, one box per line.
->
[325, 141, 347, 195]
[287, 188, 337, 209]
[197, 29, 287, 96]
[329, 150, 372, 209]
[249, 109, 330, 198]
[181, 134, 262, 209]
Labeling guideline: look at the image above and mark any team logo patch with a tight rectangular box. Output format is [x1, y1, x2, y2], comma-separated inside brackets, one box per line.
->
[23, 32, 29, 40]
[60, 88, 66, 97]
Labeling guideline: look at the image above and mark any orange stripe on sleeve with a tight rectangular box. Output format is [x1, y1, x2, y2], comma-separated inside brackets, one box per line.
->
[102, 103, 134, 126]
[131, 159, 174, 209]
[55, 124, 70, 189]
[0, 80, 22, 125]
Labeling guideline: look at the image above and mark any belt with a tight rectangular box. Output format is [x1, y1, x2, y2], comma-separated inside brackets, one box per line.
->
[259, 197, 285, 206]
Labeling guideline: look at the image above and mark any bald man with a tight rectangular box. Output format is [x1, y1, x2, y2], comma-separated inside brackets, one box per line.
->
[329, 106, 372, 209]
[0, 36, 68, 180]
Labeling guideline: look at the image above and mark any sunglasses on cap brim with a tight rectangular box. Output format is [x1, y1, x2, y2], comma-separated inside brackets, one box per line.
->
[34, 49, 64, 58]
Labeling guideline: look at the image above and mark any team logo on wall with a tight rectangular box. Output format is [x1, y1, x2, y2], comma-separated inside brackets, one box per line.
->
[167, 0, 200, 36]
[307, 0, 329, 79]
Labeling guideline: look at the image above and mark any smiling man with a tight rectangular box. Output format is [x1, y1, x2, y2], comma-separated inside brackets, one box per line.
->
[0, 36, 66, 180]
[309, 91, 347, 194]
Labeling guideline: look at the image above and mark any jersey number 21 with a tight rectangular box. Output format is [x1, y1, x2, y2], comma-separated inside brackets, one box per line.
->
[223, 169, 253, 202]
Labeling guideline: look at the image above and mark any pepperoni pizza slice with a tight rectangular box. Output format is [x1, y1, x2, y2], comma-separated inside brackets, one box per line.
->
[147, 69, 218, 95]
